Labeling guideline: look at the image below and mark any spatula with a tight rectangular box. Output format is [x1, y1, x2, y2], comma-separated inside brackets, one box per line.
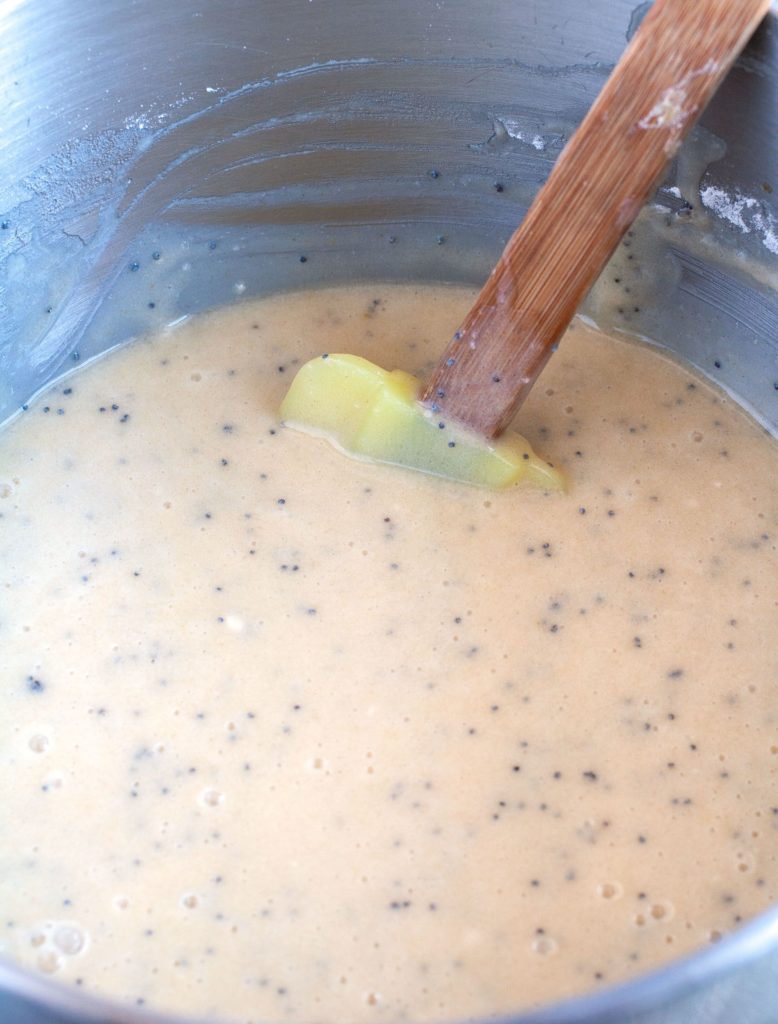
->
[281, 0, 772, 488]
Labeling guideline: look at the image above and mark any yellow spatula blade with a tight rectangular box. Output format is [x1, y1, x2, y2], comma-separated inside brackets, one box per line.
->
[280, 354, 563, 491]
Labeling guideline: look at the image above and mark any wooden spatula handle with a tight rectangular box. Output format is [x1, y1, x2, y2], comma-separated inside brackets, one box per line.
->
[422, 0, 772, 438]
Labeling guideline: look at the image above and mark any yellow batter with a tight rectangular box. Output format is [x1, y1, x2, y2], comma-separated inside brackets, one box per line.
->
[0, 284, 776, 1022]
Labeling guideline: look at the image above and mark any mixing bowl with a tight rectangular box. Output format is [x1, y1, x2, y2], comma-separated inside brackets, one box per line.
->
[1, 1, 777, 1022]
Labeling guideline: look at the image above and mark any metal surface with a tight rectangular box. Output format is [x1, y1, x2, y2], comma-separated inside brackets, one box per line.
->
[0, 1, 777, 1022]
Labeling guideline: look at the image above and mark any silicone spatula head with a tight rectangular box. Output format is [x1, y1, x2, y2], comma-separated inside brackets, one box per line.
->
[281, 0, 771, 486]
[280, 353, 563, 490]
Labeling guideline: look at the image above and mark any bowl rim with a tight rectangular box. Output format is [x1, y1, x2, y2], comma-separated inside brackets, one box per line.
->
[2, 898, 778, 1024]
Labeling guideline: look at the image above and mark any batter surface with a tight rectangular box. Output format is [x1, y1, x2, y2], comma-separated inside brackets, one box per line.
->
[0, 284, 776, 1022]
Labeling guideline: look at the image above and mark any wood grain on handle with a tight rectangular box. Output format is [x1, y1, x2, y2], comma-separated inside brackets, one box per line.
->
[422, 0, 772, 438]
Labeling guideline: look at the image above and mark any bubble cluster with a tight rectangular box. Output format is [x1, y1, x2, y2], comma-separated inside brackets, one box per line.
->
[735, 851, 755, 874]
[29, 921, 87, 974]
[633, 900, 675, 928]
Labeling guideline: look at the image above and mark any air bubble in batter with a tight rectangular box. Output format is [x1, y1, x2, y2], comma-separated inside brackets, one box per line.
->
[37, 951, 62, 974]
[532, 934, 559, 955]
[199, 787, 224, 807]
[596, 881, 623, 900]
[54, 924, 85, 956]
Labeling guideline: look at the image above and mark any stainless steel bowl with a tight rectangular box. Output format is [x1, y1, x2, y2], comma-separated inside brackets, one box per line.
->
[1, 1, 777, 1022]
